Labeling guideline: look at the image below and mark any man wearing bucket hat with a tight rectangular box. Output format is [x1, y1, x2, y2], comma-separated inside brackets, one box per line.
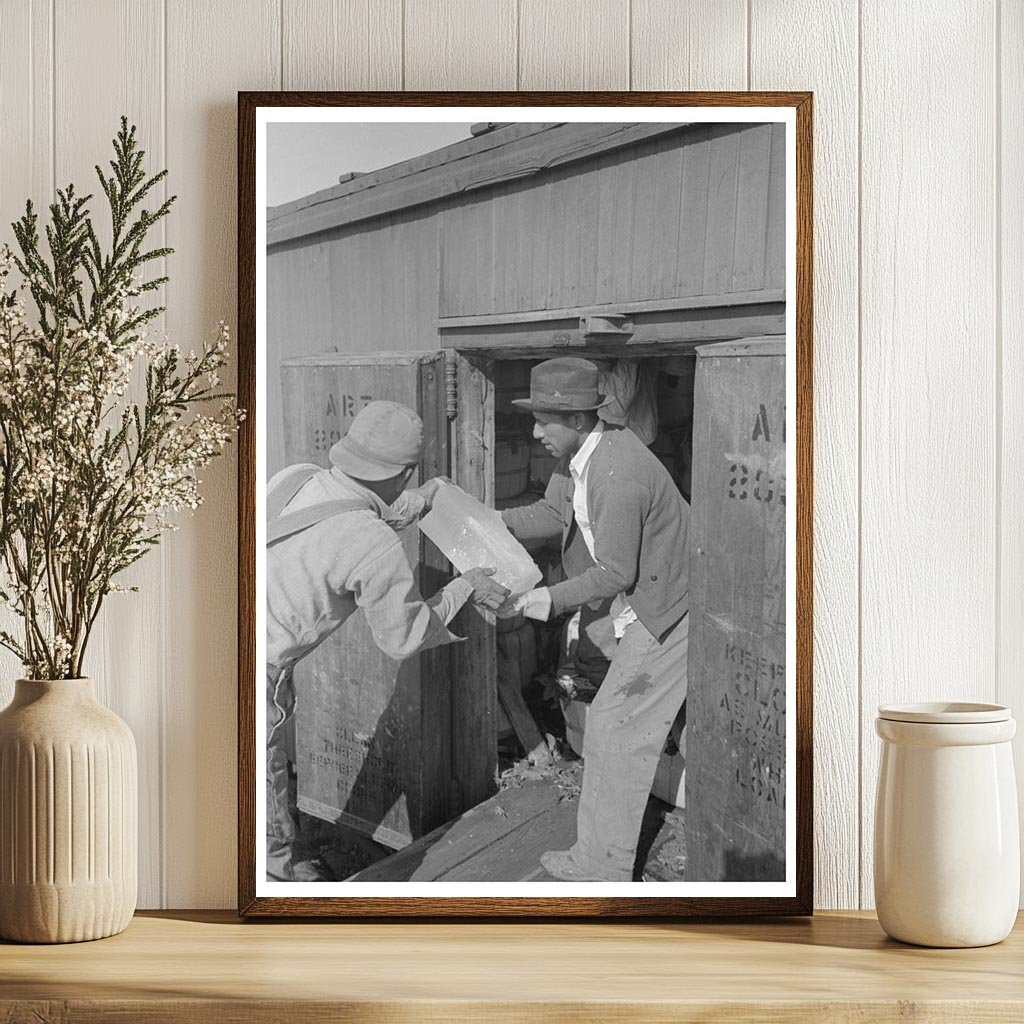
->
[499, 357, 690, 882]
[266, 399, 509, 882]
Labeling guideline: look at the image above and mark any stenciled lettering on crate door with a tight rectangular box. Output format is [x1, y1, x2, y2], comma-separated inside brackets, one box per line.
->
[278, 350, 492, 850]
[686, 337, 787, 882]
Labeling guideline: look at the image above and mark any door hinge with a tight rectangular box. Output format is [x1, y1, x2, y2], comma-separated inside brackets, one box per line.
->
[445, 349, 458, 419]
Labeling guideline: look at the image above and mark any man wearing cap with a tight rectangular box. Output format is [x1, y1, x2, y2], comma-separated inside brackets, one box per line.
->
[499, 357, 690, 882]
[266, 399, 509, 882]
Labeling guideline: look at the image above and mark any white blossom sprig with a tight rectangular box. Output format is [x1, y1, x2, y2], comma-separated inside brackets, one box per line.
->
[0, 118, 242, 680]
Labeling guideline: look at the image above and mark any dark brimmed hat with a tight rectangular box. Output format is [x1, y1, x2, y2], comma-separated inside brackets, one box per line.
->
[329, 400, 424, 481]
[511, 357, 613, 415]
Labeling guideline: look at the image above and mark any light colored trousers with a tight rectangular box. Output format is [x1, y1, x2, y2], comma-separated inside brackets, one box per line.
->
[266, 664, 298, 881]
[569, 612, 689, 881]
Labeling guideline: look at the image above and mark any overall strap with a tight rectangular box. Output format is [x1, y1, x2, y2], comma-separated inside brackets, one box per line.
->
[266, 465, 372, 546]
[267, 499, 370, 546]
[267, 464, 319, 521]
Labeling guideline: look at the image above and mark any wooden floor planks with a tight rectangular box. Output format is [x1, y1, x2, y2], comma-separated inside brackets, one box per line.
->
[351, 774, 577, 882]
[349, 761, 687, 883]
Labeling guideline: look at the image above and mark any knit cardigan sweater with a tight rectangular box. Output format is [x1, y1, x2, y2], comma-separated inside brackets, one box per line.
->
[501, 424, 690, 641]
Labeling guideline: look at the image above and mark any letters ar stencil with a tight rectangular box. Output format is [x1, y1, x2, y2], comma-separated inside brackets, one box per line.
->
[313, 393, 376, 452]
[325, 392, 375, 420]
[751, 402, 785, 443]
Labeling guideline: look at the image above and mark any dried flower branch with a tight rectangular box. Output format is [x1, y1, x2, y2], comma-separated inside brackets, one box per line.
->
[0, 117, 242, 679]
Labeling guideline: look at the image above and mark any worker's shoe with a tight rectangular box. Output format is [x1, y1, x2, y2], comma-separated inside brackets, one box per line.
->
[266, 854, 335, 883]
[290, 856, 336, 882]
[540, 849, 610, 882]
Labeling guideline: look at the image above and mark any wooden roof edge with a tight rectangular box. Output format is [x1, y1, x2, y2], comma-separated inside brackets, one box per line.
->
[267, 122, 562, 223]
[266, 121, 699, 248]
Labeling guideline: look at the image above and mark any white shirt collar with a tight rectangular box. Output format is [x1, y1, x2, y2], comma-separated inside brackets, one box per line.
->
[569, 421, 605, 479]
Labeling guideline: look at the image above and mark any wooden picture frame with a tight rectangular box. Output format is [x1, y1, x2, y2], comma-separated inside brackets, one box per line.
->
[238, 92, 813, 917]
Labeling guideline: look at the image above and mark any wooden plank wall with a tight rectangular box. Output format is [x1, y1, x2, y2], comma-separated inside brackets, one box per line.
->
[437, 123, 784, 317]
[267, 209, 440, 473]
[0, 0, 1018, 911]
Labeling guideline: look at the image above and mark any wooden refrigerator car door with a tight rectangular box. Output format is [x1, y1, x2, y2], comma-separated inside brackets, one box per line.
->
[686, 337, 788, 881]
[279, 351, 460, 849]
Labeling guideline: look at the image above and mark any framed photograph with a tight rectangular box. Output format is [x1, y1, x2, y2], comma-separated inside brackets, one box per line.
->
[238, 92, 813, 917]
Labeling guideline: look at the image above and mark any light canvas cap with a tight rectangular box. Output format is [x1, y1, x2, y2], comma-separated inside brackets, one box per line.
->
[329, 400, 424, 480]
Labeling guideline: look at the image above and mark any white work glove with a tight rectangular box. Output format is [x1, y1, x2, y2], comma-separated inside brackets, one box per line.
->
[496, 588, 552, 622]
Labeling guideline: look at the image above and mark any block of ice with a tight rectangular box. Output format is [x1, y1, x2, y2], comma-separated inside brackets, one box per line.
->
[419, 482, 542, 597]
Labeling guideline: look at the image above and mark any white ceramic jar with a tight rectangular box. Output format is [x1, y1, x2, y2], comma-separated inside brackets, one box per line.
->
[874, 702, 1019, 947]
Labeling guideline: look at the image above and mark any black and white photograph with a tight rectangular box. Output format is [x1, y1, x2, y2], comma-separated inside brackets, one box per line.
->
[244, 100, 809, 913]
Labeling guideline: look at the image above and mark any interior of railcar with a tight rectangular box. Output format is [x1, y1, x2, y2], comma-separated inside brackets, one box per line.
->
[486, 352, 695, 809]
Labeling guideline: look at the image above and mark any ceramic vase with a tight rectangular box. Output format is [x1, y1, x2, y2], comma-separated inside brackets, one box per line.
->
[0, 678, 137, 943]
[874, 702, 1019, 947]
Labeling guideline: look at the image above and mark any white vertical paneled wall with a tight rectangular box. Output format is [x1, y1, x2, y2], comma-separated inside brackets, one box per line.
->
[750, 0, 861, 912]
[55, 0, 168, 910]
[1002, 0, 1024, 913]
[519, 0, 629, 90]
[404, 1, 517, 89]
[0, 2, 51, 688]
[859, 1, 999, 909]
[0, 0, 1018, 910]
[162, 0, 280, 908]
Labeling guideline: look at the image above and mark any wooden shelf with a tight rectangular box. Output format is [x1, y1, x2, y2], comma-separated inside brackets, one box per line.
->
[2, 910, 1022, 1022]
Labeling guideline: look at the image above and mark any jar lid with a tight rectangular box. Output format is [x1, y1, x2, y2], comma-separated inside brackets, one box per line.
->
[877, 701, 1011, 724]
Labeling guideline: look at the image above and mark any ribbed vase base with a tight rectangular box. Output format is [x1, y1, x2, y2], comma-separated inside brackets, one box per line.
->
[0, 880, 135, 943]
[0, 678, 139, 945]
